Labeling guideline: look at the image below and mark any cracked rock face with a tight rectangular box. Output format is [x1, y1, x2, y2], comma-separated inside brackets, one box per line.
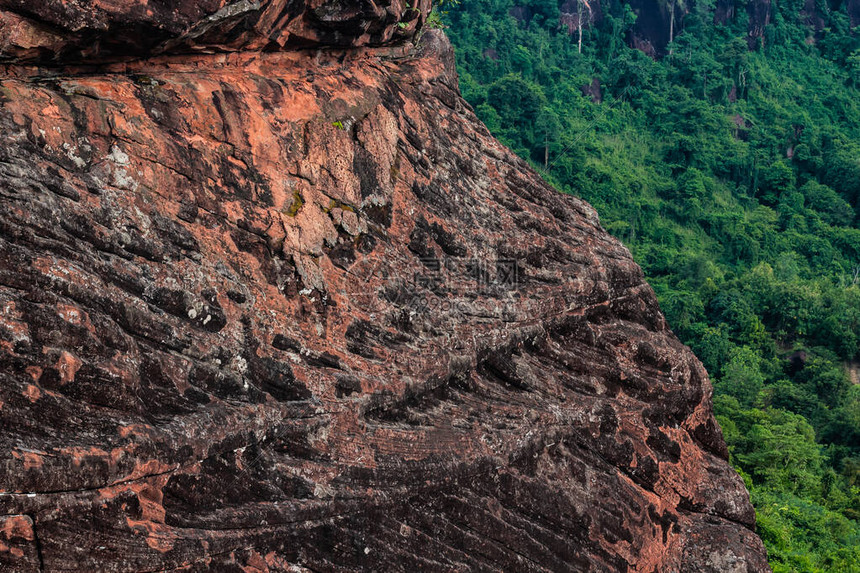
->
[0, 1, 769, 571]
[0, 0, 431, 64]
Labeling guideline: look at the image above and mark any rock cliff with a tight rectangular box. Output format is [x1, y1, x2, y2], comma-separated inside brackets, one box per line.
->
[554, 0, 777, 57]
[849, 0, 860, 26]
[0, 1, 770, 571]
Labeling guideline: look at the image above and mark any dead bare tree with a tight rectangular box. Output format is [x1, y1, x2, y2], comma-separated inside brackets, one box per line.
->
[666, 0, 686, 55]
[576, 0, 592, 54]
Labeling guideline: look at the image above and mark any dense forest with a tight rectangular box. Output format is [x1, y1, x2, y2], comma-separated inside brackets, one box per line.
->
[440, 0, 860, 570]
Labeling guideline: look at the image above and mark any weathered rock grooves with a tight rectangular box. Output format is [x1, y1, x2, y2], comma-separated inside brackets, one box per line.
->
[0, 1, 769, 571]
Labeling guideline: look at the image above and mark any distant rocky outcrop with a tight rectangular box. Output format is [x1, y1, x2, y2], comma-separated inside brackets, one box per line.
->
[560, 0, 604, 36]
[715, 0, 772, 48]
[0, 0, 770, 571]
[849, 0, 860, 26]
[550, 0, 781, 57]
[747, 0, 772, 48]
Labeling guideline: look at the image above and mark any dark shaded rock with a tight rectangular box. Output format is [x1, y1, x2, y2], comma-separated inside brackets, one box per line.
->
[849, 0, 860, 26]
[714, 0, 737, 24]
[560, 0, 604, 36]
[0, 0, 432, 64]
[582, 77, 603, 103]
[626, 0, 678, 56]
[748, 0, 772, 48]
[712, 0, 772, 48]
[509, 5, 534, 26]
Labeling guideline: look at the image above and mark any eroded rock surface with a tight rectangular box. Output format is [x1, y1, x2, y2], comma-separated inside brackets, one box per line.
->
[0, 0, 430, 64]
[0, 1, 769, 571]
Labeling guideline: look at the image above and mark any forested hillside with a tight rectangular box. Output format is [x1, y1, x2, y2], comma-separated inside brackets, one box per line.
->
[441, 0, 860, 570]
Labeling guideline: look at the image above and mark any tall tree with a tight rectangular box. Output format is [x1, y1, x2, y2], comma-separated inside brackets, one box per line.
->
[576, 0, 593, 54]
[666, 0, 686, 54]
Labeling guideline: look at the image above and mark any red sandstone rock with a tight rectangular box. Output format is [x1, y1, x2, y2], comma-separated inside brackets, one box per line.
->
[0, 0, 431, 63]
[0, 1, 769, 571]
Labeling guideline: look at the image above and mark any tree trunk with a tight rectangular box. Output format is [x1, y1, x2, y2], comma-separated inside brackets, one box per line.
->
[544, 135, 549, 169]
[577, 1, 583, 54]
[669, 2, 675, 55]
